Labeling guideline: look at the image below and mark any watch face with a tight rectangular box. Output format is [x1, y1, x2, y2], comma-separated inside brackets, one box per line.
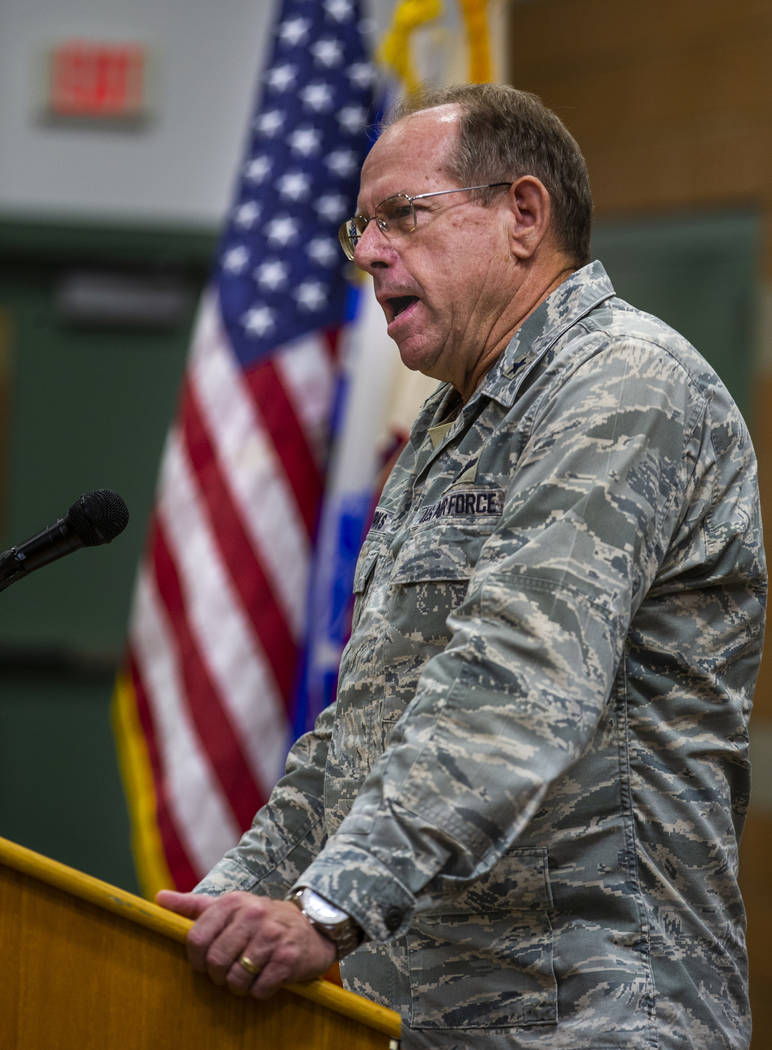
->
[301, 889, 348, 926]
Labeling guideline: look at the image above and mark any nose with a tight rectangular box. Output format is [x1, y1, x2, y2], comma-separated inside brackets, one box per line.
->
[353, 219, 393, 272]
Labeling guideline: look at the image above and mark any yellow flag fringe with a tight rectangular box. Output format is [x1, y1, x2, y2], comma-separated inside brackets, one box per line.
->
[111, 672, 174, 897]
[459, 0, 493, 82]
[377, 0, 444, 96]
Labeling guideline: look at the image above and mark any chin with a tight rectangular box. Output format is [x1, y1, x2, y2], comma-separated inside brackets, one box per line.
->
[395, 340, 444, 380]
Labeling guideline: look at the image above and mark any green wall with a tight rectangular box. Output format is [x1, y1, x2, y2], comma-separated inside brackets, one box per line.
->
[592, 210, 759, 423]
[0, 218, 214, 891]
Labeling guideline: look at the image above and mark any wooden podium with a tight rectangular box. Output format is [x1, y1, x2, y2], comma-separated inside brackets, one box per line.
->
[0, 836, 401, 1049]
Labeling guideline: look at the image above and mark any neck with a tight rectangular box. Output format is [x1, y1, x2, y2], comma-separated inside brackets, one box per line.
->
[456, 260, 577, 402]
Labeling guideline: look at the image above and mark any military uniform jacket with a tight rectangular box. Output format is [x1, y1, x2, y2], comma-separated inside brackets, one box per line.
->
[197, 262, 766, 1050]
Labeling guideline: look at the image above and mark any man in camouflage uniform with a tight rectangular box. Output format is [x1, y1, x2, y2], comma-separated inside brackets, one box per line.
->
[159, 85, 767, 1049]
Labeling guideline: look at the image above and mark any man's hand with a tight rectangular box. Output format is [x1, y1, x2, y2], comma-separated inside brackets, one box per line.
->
[156, 890, 336, 999]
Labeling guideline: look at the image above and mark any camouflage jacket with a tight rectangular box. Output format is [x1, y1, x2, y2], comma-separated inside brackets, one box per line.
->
[197, 262, 766, 1050]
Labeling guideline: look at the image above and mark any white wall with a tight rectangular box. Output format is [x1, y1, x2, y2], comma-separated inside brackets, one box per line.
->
[0, 0, 505, 229]
[0, 0, 279, 227]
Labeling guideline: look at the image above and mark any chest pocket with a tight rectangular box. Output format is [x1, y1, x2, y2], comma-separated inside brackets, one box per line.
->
[382, 518, 498, 731]
[350, 541, 380, 633]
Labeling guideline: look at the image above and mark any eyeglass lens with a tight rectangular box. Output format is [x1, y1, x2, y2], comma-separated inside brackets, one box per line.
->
[339, 194, 416, 259]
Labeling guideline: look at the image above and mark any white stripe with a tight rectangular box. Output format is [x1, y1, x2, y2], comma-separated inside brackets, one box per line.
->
[331, 278, 413, 488]
[157, 429, 289, 793]
[130, 566, 240, 874]
[189, 293, 312, 639]
[273, 331, 337, 467]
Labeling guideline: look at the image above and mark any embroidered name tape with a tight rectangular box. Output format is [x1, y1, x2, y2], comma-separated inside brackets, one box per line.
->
[370, 509, 395, 533]
[417, 487, 503, 524]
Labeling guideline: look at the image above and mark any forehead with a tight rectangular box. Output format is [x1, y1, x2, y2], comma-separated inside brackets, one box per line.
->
[358, 105, 462, 207]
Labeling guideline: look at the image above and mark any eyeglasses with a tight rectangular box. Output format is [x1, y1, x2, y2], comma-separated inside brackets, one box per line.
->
[338, 182, 513, 261]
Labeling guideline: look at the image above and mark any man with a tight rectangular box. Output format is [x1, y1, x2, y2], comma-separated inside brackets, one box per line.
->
[159, 84, 766, 1049]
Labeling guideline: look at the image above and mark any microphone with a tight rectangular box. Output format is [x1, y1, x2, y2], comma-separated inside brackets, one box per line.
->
[0, 489, 129, 592]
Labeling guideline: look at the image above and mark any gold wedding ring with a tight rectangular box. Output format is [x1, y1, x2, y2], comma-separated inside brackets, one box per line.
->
[238, 954, 261, 976]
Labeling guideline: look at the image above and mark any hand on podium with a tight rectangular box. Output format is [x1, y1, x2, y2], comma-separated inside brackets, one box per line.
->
[156, 890, 336, 999]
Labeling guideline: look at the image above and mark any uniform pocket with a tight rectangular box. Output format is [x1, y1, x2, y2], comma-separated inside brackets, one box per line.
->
[382, 524, 489, 729]
[349, 542, 380, 634]
[407, 849, 558, 1030]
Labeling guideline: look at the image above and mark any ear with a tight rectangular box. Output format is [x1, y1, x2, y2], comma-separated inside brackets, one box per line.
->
[507, 176, 552, 261]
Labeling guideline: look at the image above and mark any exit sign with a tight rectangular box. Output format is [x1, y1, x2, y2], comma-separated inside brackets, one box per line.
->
[46, 41, 149, 121]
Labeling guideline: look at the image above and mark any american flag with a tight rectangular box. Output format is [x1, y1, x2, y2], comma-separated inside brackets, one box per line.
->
[115, 0, 377, 894]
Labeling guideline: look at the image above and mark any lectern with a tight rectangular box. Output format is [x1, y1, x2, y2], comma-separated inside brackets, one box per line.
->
[0, 836, 401, 1048]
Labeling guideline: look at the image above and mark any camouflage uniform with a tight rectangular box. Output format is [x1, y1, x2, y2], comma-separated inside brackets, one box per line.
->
[197, 262, 766, 1049]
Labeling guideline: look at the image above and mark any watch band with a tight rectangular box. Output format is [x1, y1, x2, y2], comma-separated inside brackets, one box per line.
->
[288, 887, 364, 960]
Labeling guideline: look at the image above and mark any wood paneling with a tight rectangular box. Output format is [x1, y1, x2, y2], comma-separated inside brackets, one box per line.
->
[0, 836, 400, 1049]
[508, 0, 772, 267]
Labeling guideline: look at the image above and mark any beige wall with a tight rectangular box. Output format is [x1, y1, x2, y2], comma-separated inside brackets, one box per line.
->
[506, 0, 772, 1040]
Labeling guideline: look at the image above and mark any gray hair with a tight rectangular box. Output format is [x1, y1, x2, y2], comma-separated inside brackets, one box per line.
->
[388, 84, 593, 266]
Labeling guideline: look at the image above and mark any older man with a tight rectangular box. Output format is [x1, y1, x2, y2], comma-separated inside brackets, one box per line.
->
[159, 84, 766, 1050]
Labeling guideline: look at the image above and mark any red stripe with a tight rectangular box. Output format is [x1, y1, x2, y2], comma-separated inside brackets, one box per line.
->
[127, 641, 200, 891]
[322, 326, 342, 362]
[242, 356, 325, 539]
[180, 375, 299, 703]
[151, 514, 265, 832]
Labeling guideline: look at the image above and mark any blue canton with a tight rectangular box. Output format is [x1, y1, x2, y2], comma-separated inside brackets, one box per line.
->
[216, 0, 376, 368]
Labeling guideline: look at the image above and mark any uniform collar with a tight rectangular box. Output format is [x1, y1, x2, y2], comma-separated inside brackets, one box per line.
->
[478, 260, 617, 409]
[408, 260, 616, 443]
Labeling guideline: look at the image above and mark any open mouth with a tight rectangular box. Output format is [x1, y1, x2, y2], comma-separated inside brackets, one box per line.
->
[388, 295, 418, 320]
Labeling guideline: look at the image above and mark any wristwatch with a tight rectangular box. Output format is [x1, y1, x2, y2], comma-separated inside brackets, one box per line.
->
[288, 887, 364, 959]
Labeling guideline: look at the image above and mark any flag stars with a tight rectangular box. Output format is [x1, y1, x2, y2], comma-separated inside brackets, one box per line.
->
[278, 16, 310, 46]
[234, 201, 262, 228]
[324, 0, 353, 21]
[222, 246, 250, 274]
[254, 260, 289, 290]
[323, 0, 352, 20]
[219, 2, 373, 356]
[277, 171, 312, 200]
[311, 38, 344, 68]
[338, 104, 368, 133]
[301, 82, 334, 112]
[295, 281, 327, 310]
[315, 193, 348, 221]
[326, 149, 358, 176]
[308, 238, 339, 266]
[348, 62, 374, 88]
[289, 127, 321, 155]
[255, 109, 284, 136]
[265, 215, 300, 245]
[243, 155, 271, 184]
[242, 305, 276, 337]
[266, 63, 297, 92]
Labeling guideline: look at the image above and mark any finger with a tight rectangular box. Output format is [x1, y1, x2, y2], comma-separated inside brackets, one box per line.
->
[204, 924, 256, 987]
[156, 890, 215, 920]
[213, 900, 280, 990]
[248, 925, 337, 1000]
[185, 896, 249, 973]
[248, 956, 293, 1000]
[223, 906, 296, 996]
[190, 893, 274, 981]
[224, 949, 269, 996]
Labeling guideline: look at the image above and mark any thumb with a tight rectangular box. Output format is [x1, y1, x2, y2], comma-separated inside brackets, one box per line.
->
[156, 889, 215, 919]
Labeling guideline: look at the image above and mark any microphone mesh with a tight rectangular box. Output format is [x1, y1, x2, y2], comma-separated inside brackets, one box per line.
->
[66, 490, 130, 546]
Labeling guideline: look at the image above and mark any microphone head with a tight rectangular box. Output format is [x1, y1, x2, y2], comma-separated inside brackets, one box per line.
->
[66, 489, 129, 546]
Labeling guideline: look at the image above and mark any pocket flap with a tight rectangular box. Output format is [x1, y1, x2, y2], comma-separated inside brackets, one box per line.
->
[352, 546, 379, 594]
[392, 526, 490, 584]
